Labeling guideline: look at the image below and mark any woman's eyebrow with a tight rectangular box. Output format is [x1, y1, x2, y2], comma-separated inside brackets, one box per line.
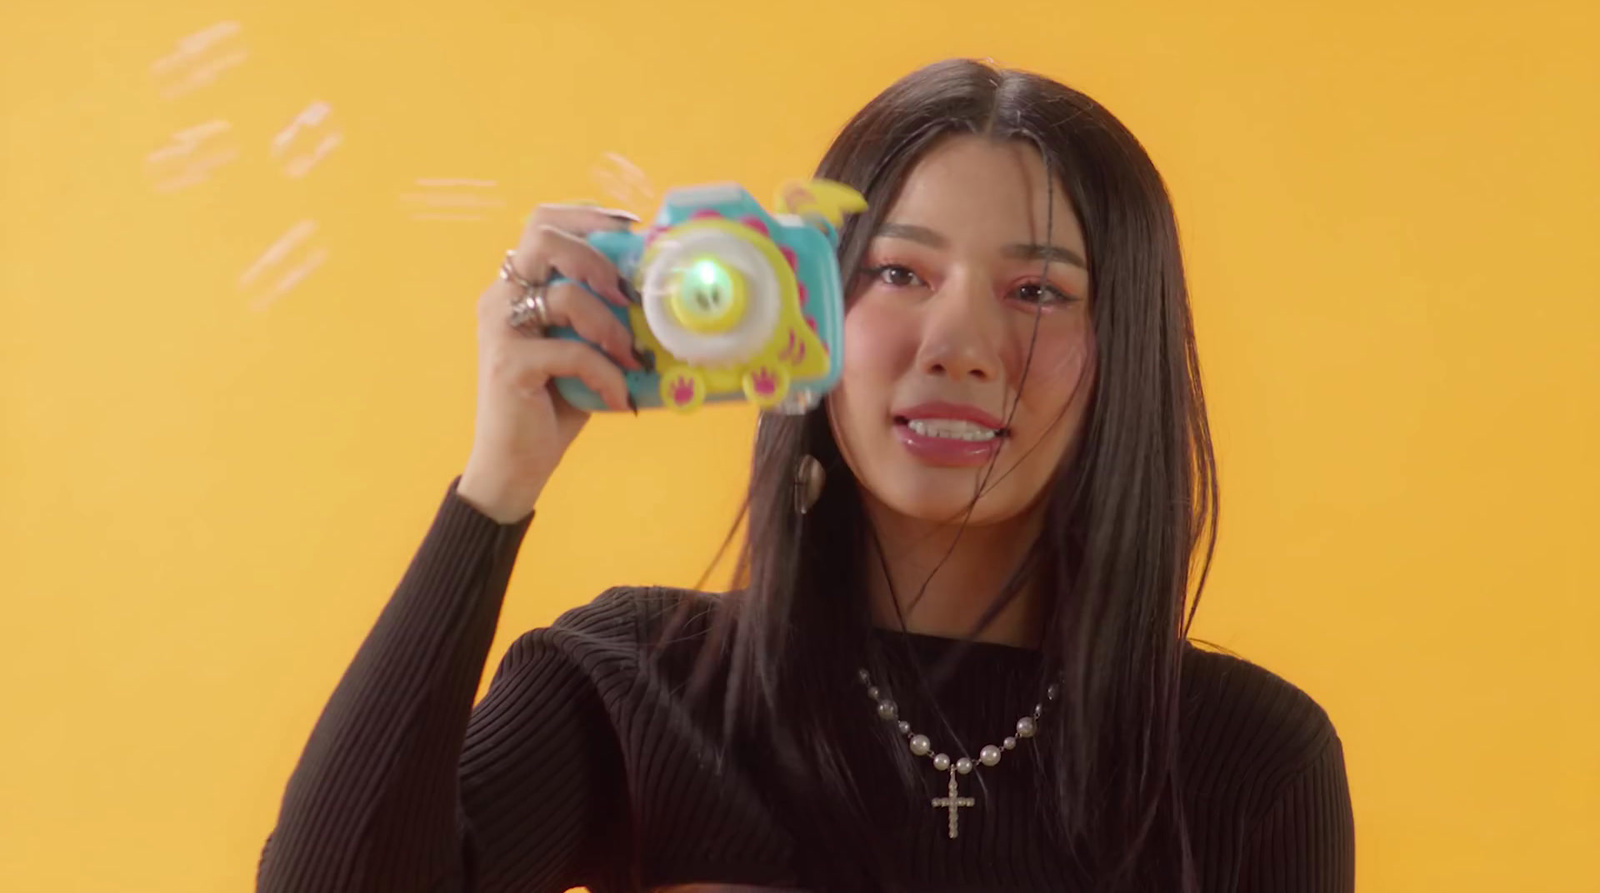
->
[874, 222, 1087, 270]
[874, 222, 947, 247]
[1002, 242, 1087, 270]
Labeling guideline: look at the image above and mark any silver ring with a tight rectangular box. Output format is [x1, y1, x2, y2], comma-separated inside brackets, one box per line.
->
[500, 250, 551, 336]
[506, 287, 550, 336]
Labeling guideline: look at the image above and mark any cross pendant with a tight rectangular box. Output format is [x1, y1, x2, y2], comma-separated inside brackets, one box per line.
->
[930, 767, 976, 839]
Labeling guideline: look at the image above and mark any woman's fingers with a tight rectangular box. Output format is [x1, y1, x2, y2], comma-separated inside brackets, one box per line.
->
[542, 281, 642, 371]
[512, 338, 632, 413]
[510, 206, 638, 307]
[475, 201, 645, 411]
[529, 203, 640, 229]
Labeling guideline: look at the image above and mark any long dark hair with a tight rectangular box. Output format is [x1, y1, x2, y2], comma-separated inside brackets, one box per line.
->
[681, 58, 1218, 892]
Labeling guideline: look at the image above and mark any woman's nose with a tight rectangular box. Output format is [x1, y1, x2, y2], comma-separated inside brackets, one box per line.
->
[915, 278, 1003, 383]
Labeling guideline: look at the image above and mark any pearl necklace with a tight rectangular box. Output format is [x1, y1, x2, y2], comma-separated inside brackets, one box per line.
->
[857, 668, 1058, 840]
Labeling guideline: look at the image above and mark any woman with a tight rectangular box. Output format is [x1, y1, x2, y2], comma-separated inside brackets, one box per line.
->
[257, 59, 1354, 893]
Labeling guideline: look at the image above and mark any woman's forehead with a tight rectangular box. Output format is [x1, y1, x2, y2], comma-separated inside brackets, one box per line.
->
[883, 135, 1085, 250]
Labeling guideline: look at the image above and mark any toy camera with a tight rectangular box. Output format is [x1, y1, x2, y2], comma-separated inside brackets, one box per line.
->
[548, 179, 866, 414]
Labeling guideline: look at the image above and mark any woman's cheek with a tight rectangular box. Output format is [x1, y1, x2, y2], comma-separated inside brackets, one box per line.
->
[1016, 328, 1095, 412]
[841, 297, 915, 387]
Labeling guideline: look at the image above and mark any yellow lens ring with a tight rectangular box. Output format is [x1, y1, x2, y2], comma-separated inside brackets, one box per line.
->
[636, 219, 794, 366]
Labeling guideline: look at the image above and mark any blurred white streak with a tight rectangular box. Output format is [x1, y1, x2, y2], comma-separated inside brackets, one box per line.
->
[591, 152, 656, 213]
[146, 119, 238, 192]
[151, 22, 247, 100]
[270, 101, 331, 156]
[401, 178, 505, 222]
[272, 101, 343, 178]
[398, 192, 504, 208]
[150, 22, 240, 72]
[416, 178, 497, 188]
[240, 220, 327, 311]
[282, 133, 344, 178]
[146, 120, 230, 161]
[248, 247, 329, 313]
[240, 220, 317, 287]
[151, 149, 239, 192]
[158, 50, 248, 100]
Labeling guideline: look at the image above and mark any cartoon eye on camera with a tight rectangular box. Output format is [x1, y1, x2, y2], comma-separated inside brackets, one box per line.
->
[626, 183, 862, 413]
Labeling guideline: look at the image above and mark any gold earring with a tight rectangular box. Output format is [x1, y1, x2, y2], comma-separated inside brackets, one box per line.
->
[794, 454, 826, 515]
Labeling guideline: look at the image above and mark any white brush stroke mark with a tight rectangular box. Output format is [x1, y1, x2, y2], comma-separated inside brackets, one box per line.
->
[271, 101, 342, 178]
[146, 119, 231, 162]
[151, 22, 247, 100]
[410, 213, 489, 222]
[239, 220, 317, 289]
[270, 101, 332, 157]
[147, 119, 238, 191]
[592, 151, 656, 209]
[152, 148, 240, 192]
[398, 192, 506, 208]
[281, 133, 344, 178]
[150, 22, 241, 73]
[401, 178, 505, 222]
[248, 247, 329, 313]
[415, 178, 498, 188]
[158, 50, 248, 100]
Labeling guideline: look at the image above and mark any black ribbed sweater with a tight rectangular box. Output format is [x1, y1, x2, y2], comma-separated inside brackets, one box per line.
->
[256, 480, 1354, 892]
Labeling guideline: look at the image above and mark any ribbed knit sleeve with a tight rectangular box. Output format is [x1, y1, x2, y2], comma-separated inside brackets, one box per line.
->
[256, 479, 624, 893]
[1237, 731, 1355, 892]
[1176, 646, 1355, 893]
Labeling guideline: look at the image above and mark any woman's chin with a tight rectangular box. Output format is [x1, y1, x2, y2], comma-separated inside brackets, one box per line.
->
[863, 475, 1027, 528]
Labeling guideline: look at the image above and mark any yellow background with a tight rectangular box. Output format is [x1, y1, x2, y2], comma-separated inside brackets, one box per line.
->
[2, 1, 1596, 890]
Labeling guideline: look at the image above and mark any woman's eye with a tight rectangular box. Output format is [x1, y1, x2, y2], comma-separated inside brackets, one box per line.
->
[1013, 282, 1075, 305]
[864, 264, 924, 288]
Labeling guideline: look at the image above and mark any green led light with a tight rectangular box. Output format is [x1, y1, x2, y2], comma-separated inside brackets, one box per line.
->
[670, 257, 747, 334]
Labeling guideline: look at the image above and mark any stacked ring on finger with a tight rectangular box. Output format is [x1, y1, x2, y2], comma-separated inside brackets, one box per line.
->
[500, 250, 551, 336]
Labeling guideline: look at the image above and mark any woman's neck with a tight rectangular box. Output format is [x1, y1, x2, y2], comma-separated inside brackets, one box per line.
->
[857, 497, 1047, 648]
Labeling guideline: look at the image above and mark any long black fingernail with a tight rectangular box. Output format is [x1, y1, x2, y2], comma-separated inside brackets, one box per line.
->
[632, 348, 656, 373]
[617, 277, 642, 304]
[626, 394, 639, 416]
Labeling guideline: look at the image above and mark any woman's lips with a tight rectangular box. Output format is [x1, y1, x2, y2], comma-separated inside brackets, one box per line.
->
[894, 401, 1007, 430]
[889, 402, 1010, 467]
[893, 420, 1006, 466]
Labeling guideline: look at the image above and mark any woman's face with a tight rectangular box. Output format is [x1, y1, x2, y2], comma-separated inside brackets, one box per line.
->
[829, 135, 1096, 527]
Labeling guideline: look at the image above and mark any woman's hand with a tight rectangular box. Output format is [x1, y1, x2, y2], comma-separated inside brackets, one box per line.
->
[457, 204, 643, 523]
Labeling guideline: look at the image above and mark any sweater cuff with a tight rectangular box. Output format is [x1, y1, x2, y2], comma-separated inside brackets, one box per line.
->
[440, 476, 536, 531]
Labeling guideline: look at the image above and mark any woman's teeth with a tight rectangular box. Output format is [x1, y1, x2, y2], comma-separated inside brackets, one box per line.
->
[905, 418, 1001, 441]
